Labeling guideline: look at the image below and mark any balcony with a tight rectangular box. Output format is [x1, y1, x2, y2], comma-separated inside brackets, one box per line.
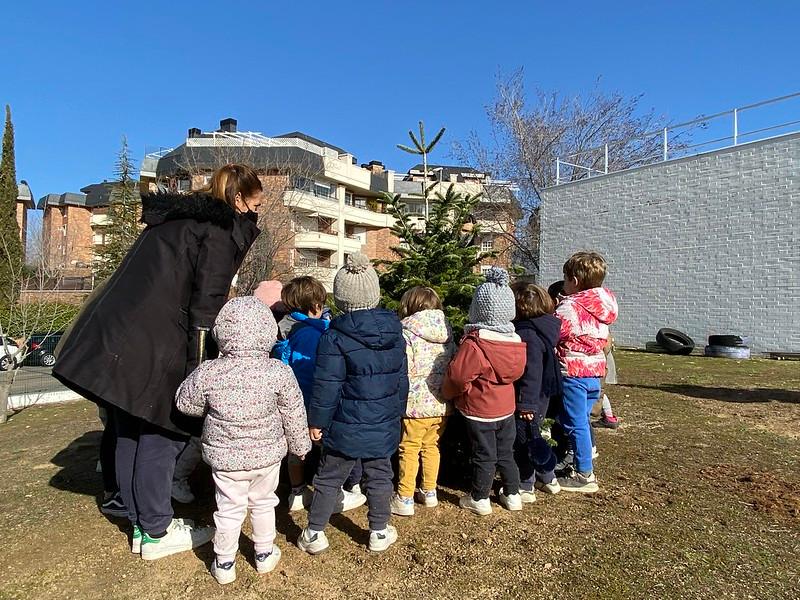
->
[90, 213, 110, 227]
[294, 231, 340, 252]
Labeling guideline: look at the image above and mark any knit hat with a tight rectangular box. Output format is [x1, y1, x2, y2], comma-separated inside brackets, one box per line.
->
[254, 280, 283, 308]
[465, 266, 516, 335]
[333, 253, 381, 312]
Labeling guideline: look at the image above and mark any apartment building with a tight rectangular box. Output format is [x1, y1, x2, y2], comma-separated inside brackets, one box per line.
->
[16, 181, 34, 256]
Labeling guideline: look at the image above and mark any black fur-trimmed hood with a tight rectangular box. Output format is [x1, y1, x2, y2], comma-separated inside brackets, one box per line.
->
[141, 192, 236, 228]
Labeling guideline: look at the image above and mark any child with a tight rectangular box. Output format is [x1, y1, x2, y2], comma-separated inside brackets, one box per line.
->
[443, 267, 527, 516]
[391, 287, 455, 517]
[297, 253, 408, 554]
[511, 282, 563, 500]
[593, 334, 620, 429]
[555, 252, 618, 493]
[272, 276, 366, 513]
[176, 296, 311, 585]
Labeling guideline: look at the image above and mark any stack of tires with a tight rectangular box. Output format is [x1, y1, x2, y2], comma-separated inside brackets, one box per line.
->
[652, 328, 695, 355]
[704, 335, 751, 359]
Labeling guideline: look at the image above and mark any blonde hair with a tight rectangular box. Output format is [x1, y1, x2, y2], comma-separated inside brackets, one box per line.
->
[511, 281, 555, 319]
[563, 251, 608, 290]
[199, 164, 262, 210]
[398, 286, 443, 319]
[282, 276, 327, 315]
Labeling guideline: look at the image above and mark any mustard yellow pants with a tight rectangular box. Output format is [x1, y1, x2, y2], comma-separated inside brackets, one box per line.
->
[397, 416, 447, 498]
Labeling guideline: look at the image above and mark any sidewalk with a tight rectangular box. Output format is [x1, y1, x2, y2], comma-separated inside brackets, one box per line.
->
[8, 367, 81, 410]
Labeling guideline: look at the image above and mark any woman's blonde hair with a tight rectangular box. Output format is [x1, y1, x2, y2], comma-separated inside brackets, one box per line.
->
[199, 164, 262, 210]
[398, 286, 443, 319]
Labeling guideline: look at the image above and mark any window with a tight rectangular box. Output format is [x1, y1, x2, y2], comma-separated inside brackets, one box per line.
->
[314, 182, 334, 199]
[481, 237, 494, 252]
[480, 265, 493, 275]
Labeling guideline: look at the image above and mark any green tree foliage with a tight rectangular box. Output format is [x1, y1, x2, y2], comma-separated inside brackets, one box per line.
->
[93, 137, 141, 281]
[0, 105, 23, 308]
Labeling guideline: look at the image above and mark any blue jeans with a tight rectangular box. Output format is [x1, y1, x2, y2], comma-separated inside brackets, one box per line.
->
[559, 377, 601, 473]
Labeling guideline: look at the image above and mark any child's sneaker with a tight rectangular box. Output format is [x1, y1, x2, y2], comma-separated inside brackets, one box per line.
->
[171, 478, 196, 504]
[131, 525, 142, 554]
[140, 518, 214, 560]
[288, 486, 311, 512]
[557, 471, 599, 494]
[368, 525, 398, 552]
[414, 488, 438, 507]
[255, 545, 282, 574]
[592, 446, 600, 459]
[334, 488, 366, 513]
[100, 492, 128, 518]
[349, 484, 362, 495]
[459, 494, 492, 516]
[390, 494, 415, 516]
[297, 528, 329, 555]
[211, 557, 236, 585]
[519, 488, 537, 503]
[534, 479, 562, 494]
[498, 488, 523, 511]
[555, 451, 574, 474]
[592, 415, 620, 429]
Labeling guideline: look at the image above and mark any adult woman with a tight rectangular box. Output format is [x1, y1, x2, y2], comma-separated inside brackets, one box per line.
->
[54, 164, 262, 560]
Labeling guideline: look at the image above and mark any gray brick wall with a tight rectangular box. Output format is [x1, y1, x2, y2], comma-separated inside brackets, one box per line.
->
[539, 133, 800, 353]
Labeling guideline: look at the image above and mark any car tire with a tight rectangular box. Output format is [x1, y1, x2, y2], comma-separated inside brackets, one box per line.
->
[704, 345, 751, 360]
[645, 342, 667, 353]
[42, 353, 56, 367]
[0, 356, 11, 371]
[708, 335, 750, 347]
[655, 328, 695, 355]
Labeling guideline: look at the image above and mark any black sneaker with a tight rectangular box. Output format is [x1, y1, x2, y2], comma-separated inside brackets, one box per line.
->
[100, 493, 128, 518]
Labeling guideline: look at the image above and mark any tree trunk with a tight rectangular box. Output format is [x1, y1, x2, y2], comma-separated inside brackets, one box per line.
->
[0, 369, 14, 423]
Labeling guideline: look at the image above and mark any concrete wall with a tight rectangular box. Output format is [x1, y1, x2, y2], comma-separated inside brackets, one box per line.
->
[539, 133, 800, 353]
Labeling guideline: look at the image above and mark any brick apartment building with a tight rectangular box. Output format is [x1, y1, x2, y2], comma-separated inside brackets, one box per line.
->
[16, 181, 34, 255]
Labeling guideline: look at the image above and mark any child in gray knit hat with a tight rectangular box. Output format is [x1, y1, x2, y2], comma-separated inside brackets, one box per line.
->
[443, 267, 527, 516]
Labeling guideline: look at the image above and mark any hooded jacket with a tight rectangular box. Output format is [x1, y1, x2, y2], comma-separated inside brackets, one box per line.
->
[556, 287, 618, 377]
[307, 308, 409, 459]
[272, 312, 330, 404]
[175, 297, 312, 472]
[401, 309, 455, 419]
[443, 329, 527, 419]
[514, 314, 563, 418]
[53, 192, 260, 435]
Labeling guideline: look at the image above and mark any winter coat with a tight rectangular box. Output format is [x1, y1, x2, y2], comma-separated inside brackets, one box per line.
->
[514, 314, 563, 420]
[401, 310, 455, 419]
[307, 309, 409, 459]
[272, 312, 330, 404]
[555, 287, 618, 378]
[442, 329, 527, 419]
[52, 193, 260, 435]
[175, 297, 312, 472]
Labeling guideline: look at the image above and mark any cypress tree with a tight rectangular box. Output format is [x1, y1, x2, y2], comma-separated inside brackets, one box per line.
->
[0, 105, 23, 308]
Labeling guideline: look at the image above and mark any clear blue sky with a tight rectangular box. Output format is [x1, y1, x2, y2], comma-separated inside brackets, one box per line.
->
[6, 0, 799, 198]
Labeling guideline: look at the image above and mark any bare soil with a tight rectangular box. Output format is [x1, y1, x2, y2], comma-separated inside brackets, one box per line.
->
[1, 352, 798, 600]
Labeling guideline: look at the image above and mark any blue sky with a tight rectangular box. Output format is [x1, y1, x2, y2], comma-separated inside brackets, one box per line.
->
[5, 0, 799, 199]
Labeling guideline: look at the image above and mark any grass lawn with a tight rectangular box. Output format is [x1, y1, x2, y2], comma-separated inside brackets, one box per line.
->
[0, 351, 798, 600]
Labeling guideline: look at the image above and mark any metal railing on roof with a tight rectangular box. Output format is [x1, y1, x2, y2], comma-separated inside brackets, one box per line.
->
[554, 91, 800, 185]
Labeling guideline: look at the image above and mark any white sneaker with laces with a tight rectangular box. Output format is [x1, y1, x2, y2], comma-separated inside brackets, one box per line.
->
[459, 494, 492, 516]
[141, 518, 214, 561]
[519, 488, 537, 503]
[171, 478, 196, 504]
[211, 557, 236, 585]
[368, 525, 398, 552]
[255, 545, 282, 573]
[390, 494, 415, 516]
[288, 486, 311, 512]
[334, 488, 366, 513]
[414, 488, 438, 507]
[498, 488, 523, 511]
[535, 479, 562, 494]
[297, 528, 329, 555]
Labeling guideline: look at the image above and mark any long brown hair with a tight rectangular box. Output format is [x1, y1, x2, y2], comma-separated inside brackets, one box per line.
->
[199, 164, 262, 210]
[398, 286, 443, 319]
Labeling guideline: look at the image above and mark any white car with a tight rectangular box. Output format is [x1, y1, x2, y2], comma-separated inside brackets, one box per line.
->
[0, 337, 21, 371]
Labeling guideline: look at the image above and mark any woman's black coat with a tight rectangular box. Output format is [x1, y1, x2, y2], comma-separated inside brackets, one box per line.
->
[53, 192, 260, 436]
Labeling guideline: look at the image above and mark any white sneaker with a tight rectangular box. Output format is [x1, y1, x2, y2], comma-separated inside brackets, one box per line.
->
[349, 484, 362, 495]
[520, 489, 537, 503]
[498, 489, 523, 511]
[334, 488, 366, 513]
[368, 525, 398, 552]
[211, 557, 236, 585]
[171, 478, 196, 504]
[288, 486, 311, 512]
[390, 494, 415, 516]
[535, 479, 562, 494]
[297, 528, 329, 555]
[140, 519, 214, 560]
[558, 470, 600, 493]
[255, 545, 282, 574]
[459, 494, 492, 516]
[592, 446, 600, 460]
[414, 488, 439, 507]
[131, 525, 142, 554]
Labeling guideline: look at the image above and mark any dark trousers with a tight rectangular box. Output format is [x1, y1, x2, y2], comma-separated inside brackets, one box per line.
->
[464, 416, 520, 500]
[98, 405, 118, 493]
[308, 452, 392, 532]
[343, 459, 363, 491]
[514, 417, 557, 488]
[113, 407, 187, 535]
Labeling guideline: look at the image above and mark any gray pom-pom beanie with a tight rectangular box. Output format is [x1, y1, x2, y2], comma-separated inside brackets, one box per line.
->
[465, 266, 516, 335]
[333, 252, 381, 312]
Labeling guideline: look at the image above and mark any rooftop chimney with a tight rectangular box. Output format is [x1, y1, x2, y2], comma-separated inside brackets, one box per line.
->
[365, 160, 385, 174]
[219, 118, 237, 132]
[188, 127, 202, 138]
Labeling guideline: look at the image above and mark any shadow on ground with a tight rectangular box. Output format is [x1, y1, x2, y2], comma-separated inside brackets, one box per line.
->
[48, 430, 104, 497]
[624, 384, 800, 404]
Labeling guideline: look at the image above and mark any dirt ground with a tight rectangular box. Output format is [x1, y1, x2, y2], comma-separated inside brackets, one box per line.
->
[1, 352, 798, 600]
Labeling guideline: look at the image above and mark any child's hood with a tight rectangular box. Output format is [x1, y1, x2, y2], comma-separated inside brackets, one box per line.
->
[515, 314, 561, 346]
[402, 309, 451, 344]
[332, 308, 403, 350]
[469, 331, 526, 383]
[567, 287, 618, 325]
[278, 311, 330, 339]
[213, 296, 277, 356]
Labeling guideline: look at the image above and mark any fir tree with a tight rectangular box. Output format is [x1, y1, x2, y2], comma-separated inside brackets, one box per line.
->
[0, 105, 23, 308]
[93, 137, 141, 281]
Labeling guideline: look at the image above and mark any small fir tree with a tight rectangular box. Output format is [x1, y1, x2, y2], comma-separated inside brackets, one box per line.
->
[94, 137, 142, 281]
[0, 105, 23, 308]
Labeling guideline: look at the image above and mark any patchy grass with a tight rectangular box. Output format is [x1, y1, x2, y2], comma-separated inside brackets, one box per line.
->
[0, 352, 798, 600]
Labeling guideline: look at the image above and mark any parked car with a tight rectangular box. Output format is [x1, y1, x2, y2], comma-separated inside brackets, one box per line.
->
[21, 332, 63, 368]
[0, 337, 21, 371]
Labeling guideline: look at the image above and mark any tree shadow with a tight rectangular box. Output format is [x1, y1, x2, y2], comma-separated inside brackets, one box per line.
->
[625, 384, 800, 404]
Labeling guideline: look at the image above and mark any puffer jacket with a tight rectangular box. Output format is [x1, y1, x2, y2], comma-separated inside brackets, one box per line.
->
[402, 309, 455, 418]
[175, 296, 312, 472]
[514, 314, 563, 419]
[556, 287, 618, 377]
[272, 312, 330, 404]
[307, 308, 409, 459]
